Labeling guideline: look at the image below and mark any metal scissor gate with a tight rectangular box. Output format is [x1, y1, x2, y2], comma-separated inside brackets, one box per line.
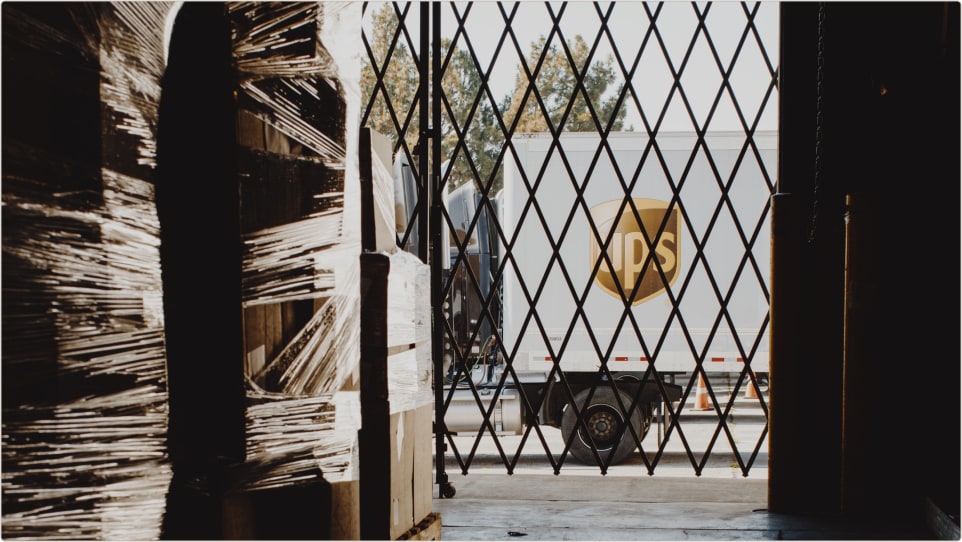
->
[361, 1, 778, 494]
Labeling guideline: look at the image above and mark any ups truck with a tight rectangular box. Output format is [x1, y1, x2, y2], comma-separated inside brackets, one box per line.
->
[400, 131, 774, 465]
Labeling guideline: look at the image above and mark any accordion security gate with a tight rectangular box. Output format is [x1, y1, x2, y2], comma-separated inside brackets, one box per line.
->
[361, 2, 778, 489]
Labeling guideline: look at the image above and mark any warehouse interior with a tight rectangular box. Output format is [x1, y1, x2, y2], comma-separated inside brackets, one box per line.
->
[1, 2, 959, 541]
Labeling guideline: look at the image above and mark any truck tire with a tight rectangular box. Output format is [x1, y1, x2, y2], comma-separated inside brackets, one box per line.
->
[561, 387, 645, 466]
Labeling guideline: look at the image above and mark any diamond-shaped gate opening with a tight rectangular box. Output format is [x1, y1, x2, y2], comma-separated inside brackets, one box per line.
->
[703, 209, 745, 299]
[679, 40, 725, 128]
[679, 143, 725, 242]
[361, 2, 424, 253]
[362, 1, 778, 482]
[726, 5, 780, 128]
[727, 136, 777, 232]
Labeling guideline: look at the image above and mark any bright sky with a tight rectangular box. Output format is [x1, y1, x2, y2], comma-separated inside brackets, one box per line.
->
[367, 1, 780, 133]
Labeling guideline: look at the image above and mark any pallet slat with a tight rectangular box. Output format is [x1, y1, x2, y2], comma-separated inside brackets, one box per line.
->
[398, 513, 442, 541]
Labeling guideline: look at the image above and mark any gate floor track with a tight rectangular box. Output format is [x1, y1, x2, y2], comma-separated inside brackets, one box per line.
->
[433, 474, 934, 540]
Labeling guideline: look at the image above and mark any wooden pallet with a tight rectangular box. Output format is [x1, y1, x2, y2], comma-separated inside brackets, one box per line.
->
[397, 512, 442, 541]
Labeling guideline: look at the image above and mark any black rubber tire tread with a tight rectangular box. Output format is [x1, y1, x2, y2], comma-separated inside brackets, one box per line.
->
[561, 386, 645, 466]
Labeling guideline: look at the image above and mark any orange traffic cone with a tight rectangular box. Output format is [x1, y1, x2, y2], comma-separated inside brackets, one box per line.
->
[744, 370, 759, 399]
[693, 372, 710, 411]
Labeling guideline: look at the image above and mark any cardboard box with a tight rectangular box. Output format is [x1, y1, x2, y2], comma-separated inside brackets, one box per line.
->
[389, 403, 434, 540]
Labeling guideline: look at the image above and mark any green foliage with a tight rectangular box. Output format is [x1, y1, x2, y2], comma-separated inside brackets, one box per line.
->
[361, 5, 628, 194]
[360, 3, 420, 156]
[505, 35, 627, 135]
[439, 41, 507, 195]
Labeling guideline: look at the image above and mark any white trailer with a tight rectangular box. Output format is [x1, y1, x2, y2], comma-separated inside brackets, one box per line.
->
[501, 131, 774, 376]
[420, 131, 775, 465]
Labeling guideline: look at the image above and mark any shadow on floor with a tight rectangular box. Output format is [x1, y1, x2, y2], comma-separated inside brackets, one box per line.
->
[433, 473, 939, 540]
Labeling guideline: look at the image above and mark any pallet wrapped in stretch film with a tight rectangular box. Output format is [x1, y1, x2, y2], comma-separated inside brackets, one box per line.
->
[359, 250, 434, 541]
[357, 124, 435, 538]
[225, 3, 365, 539]
[2, 4, 176, 538]
[3, 2, 366, 540]
[387, 250, 434, 414]
[388, 251, 434, 537]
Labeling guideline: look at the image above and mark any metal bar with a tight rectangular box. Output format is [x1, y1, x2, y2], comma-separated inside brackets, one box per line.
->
[841, 193, 871, 513]
[426, 1, 449, 495]
[418, 2, 429, 264]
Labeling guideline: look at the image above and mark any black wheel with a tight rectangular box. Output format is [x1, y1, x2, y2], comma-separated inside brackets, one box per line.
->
[561, 387, 645, 466]
[440, 482, 456, 499]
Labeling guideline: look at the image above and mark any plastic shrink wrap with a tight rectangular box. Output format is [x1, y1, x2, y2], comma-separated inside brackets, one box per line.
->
[2, 2, 364, 539]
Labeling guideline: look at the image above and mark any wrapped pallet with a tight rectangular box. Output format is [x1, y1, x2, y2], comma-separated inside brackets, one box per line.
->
[358, 128, 439, 540]
[3, 2, 366, 539]
[2, 3, 176, 539]
[227, 3, 366, 539]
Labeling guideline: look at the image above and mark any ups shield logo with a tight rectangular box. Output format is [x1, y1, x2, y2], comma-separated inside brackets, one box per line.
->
[589, 199, 681, 306]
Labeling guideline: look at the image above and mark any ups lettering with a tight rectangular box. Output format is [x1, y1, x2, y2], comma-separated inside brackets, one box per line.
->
[589, 199, 681, 306]
[602, 232, 676, 290]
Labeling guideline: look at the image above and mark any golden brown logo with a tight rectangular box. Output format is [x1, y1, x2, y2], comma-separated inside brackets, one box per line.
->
[589, 199, 681, 305]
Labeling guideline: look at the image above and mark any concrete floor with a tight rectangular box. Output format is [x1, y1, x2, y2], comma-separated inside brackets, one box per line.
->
[433, 473, 938, 540]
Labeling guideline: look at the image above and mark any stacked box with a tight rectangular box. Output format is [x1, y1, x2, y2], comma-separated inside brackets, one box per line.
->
[358, 126, 436, 539]
[225, 3, 365, 538]
[2, 3, 175, 539]
[387, 250, 434, 539]
[2, 2, 366, 539]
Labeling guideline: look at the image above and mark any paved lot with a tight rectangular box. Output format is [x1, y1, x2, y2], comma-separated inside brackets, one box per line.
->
[437, 388, 769, 479]
[431, 473, 933, 541]
[430, 388, 776, 539]
[428, 380, 935, 540]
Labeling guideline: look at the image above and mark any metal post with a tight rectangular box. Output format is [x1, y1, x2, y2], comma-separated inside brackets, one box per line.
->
[428, 1, 451, 497]
[418, 3, 429, 264]
[767, 192, 804, 513]
[770, 2, 845, 515]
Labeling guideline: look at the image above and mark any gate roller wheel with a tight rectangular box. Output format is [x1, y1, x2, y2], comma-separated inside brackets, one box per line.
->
[440, 482, 456, 499]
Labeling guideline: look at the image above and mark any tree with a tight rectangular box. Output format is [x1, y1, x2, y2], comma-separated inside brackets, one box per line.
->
[438, 42, 507, 195]
[360, 3, 420, 158]
[361, 5, 628, 195]
[505, 35, 627, 135]
[441, 34, 627, 194]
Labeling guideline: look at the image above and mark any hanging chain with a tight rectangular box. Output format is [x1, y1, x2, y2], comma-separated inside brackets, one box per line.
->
[809, 2, 826, 244]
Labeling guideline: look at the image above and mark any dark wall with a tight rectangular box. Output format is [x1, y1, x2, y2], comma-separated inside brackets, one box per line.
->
[775, 1, 960, 520]
[771, 2, 847, 516]
[835, 2, 960, 519]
